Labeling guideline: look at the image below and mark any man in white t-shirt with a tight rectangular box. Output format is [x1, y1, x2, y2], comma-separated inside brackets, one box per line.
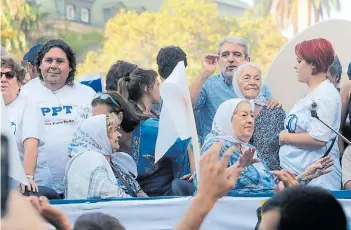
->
[21, 39, 96, 195]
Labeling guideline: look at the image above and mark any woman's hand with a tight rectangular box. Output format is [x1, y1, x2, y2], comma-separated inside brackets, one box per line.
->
[237, 146, 260, 168]
[267, 99, 282, 110]
[180, 173, 194, 182]
[299, 156, 334, 182]
[21, 177, 39, 193]
[136, 190, 148, 197]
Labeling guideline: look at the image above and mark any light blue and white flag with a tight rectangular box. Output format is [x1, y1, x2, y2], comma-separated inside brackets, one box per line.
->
[77, 73, 105, 93]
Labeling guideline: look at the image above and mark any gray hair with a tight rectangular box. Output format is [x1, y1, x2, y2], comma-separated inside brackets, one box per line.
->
[233, 62, 262, 81]
[217, 37, 250, 58]
[329, 55, 342, 77]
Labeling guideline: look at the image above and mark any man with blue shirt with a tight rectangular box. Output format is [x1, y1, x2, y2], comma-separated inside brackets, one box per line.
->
[190, 36, 280, 142]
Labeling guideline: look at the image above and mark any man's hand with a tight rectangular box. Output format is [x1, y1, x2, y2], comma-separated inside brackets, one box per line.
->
[1, 191, 47, 230]
[28, 196, 71, 230]
[299, 156, 334, 181]
[271, 170, 299, 193]
[21, 178, 39, 193]
[175, 142, 255, 230]
[267, 99, 282, 110]
[197, 141, 243, 201]
[199, 54, 218, 79]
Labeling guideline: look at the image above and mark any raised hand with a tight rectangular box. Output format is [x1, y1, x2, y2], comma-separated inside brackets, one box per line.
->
[197, 141, 243, 200]
[299, 156, 334, 181]
[271, 170, 299, 193]
[200, 54, 219, 79]
[27, 196, 71, 230]
[238, 146, 260, 168]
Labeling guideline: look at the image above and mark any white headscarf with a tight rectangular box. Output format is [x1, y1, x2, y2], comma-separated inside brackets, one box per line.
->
[232, 63, 268, 110]
[112, 152, 138, 178]
[69, 114, 112, 157]
[205, 98, 251, 145]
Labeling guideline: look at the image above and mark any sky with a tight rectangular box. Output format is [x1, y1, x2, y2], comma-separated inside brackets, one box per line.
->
[330, 0, 351, 20]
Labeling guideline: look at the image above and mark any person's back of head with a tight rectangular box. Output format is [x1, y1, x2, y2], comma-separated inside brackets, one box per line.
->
[105, 60, 138, 91]
[73, 212, 125, 230]
[260, 186, 347, 230]
[117, 68, 158, 103]
[156, 46, 187, 80]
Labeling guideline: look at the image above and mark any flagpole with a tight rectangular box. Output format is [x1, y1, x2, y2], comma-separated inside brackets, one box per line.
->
[186, 96, 201, 181]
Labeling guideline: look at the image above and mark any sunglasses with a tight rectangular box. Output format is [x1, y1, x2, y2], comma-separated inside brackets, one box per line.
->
[94, 93, 120, 107]
[0, 71, 16, 79]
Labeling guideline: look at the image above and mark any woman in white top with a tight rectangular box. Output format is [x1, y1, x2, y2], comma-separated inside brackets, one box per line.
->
[65, 114, 146, 199]
[279, 38, 342, 190]
[20, 39, 96, 195]
[1, 56, 46, 192]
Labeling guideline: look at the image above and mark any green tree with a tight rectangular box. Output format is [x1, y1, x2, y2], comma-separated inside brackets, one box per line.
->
[77, 0, 286, 81]
[0, 0, 47, 57]
[254, 0, 341, 33]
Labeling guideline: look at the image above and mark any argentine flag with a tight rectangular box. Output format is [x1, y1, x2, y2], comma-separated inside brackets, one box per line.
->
[77, 73, 105, 93]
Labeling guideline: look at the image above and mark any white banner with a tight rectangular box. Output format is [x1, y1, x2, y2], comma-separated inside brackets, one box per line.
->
[53, 196, 351, 230]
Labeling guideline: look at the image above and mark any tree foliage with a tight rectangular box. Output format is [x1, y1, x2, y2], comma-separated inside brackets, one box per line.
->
[253, 0, 341, 33]
[0, 0, 42, 57]
[77, 0, 287, 81]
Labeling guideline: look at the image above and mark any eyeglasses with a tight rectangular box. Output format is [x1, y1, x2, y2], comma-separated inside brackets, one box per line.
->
[94, 93, 120, 107]
[0, 71, 16, 79]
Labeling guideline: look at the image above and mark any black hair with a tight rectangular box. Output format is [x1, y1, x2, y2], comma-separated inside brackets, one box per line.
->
[36, 39, 76, 86]
[105, 60, 138, 91]
[156, 46, 187, 79]
[261, 186, 347, 230]
[91, 91, 147, 133]
[73, 212, 125, 230]
[118, 68, 158, 103]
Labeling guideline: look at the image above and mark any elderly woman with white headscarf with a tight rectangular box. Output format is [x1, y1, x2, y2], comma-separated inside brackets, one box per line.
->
[232, 62, 286, 170]
[193, 99, 334, 195]
[65, 114, 147, 199]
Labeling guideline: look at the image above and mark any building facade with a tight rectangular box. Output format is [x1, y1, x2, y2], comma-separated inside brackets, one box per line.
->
[30, 0, 250, 28]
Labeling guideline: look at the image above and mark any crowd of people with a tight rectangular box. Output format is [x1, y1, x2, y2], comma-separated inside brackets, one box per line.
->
[1, 35, 350, 228]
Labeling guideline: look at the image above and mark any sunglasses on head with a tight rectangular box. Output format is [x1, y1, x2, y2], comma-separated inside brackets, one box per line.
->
[0, 71, 16, 79]
[94, 93, 120, 107]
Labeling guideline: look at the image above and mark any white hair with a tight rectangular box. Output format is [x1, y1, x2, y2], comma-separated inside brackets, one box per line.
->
[233, 62, 262, 81]
[218, 37, 250, 58]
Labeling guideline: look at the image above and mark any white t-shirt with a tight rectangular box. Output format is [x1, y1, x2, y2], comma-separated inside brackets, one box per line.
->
[6, 94, 51, 187]
[279, 80, 342, 190]
[21, 80, 96, 193]
[21, 77, 40, 92]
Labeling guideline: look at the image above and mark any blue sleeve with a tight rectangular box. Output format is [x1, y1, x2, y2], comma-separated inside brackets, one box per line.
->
[262, 84, 273, 100]
[195, 86, 207, 110]
[167, 138, 191, 178]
